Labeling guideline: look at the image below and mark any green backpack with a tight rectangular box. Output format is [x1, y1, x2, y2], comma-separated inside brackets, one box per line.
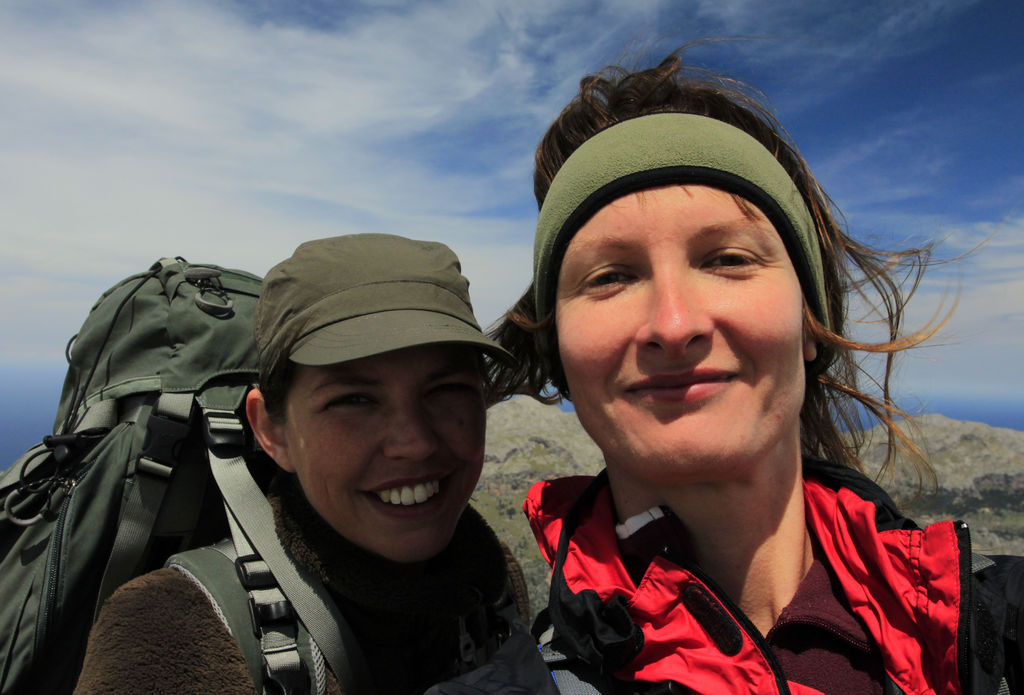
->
[0, 258, 369, 695]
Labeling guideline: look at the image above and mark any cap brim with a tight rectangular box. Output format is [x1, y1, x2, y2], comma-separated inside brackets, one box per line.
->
[289, 309, 513, 366]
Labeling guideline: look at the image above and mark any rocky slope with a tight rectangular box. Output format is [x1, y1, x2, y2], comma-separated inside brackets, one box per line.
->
[474, 398, 1024, 618]
[857, 413, 1024, 557]
[474, 398, 604, 617]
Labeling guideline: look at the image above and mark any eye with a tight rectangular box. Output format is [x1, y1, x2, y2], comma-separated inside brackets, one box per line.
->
[707, 251, 756, 269]
[430, 378, 481, 397]
[323, 392, 374, 409]
[426, 370, 485, 405]
[585, 268, 634, 288]
[433, 382, 468, 394]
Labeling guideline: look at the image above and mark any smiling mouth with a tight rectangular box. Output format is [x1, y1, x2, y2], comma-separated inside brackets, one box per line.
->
[625, 370, 734, 402]
[628, 372, 733, 391]
[375, 479, 441, 506]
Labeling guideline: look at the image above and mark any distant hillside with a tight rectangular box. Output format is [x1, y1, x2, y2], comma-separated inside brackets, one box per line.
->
[474, 398, 1024, 619]
[857, 413, 1024, 556]
[474, 398, 604, 617]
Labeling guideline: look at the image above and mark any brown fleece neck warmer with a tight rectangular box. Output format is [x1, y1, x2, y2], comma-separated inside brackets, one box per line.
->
[268, 473, 507, 618]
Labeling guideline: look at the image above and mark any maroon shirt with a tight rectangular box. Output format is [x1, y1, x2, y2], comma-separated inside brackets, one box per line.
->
[618, 509, 885, 694]
[767, 556, 884, 694]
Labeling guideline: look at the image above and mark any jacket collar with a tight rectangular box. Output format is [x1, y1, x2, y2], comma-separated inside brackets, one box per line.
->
[529, 459, 964, 694]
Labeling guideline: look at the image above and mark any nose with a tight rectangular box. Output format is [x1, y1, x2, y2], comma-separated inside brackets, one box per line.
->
[635, 270, 712, 357]
[381, 402, 440, 461]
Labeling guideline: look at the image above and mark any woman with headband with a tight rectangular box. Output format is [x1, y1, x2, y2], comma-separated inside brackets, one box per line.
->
[492, 53, 1023, 694]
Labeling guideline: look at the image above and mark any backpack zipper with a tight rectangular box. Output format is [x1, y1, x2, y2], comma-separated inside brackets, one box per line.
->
[37, 483, 74, 651]
[37, 452, 98, 651]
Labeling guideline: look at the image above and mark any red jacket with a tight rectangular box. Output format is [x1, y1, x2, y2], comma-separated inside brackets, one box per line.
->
[525, 461, 968, 695]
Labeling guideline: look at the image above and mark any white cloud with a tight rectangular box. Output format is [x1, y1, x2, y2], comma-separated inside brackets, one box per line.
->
[883, 216, 1024, 398]
[0, 0, 1019, 409]
[0, 0, 557, 365]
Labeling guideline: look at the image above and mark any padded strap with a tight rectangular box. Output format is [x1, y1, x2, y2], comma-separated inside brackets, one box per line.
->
[169, 541, 327, 695]
[202, 406, 376, 695]
[249, 584, 308, 695]
[226, 509, 313, 695]
[972, 552, 1014, 695]
[94, 392, 195, 619]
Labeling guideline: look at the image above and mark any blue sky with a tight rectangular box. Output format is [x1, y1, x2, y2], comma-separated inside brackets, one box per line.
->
[1, 0, 1022, 460]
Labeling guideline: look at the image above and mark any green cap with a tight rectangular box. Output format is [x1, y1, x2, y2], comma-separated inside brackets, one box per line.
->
[255, 234, 511, 368]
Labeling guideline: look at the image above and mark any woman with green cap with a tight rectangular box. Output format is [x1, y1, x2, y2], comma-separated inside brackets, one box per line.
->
[492, 52, 1023, 694]
[75, 234, 555, 695]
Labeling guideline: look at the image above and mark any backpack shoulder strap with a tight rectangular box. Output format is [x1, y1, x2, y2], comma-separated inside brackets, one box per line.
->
[535, 614, 691, 695]
[167, 542, 268, 688]
[970, 552, 1023, 695]
[534, 616, 608, 694]
[198, 389, 375, 695]
[94, 391, 195, 618]
[168, 540, 325, 695]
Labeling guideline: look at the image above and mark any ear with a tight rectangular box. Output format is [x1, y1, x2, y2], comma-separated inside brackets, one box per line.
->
[246, 388, 296, 473]
[803, 335, 818, 363]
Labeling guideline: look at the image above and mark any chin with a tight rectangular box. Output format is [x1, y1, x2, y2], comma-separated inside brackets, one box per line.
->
[376, 533, 454, 565]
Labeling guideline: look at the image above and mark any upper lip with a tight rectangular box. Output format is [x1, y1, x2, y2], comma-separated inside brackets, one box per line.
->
[625, 369, 734, 391]
[368, 472, 449, 493]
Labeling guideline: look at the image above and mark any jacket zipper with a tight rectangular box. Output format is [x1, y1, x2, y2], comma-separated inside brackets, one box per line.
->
[662, 547, 793, 695]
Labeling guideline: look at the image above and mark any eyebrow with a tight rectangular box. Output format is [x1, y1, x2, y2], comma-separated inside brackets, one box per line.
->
[697, 218, 777, 240]
[308, 354, 478, 392]
[423, 357, 481, 382]
[309, 371, 381, 393]
[571, 216, 776, 254]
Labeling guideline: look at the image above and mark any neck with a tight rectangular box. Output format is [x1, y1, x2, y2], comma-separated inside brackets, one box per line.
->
[610, 453, 811, 635]
[687, 476, 811, 634]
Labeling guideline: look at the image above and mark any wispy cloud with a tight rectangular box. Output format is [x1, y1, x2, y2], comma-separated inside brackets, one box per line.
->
[0, 1, 685, 347]
[0, 0, 1019, 408]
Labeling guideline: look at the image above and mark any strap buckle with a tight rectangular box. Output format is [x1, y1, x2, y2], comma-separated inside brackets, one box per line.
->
[235, 552, 275, 589]
[262, 646, 309, 695]
[248, 591, 297, 635]
[139, 408, 192, 469]
[203, 411, 246, 449]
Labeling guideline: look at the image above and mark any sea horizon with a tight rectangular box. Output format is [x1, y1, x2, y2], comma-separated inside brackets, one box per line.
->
[1, 365, 1022, 471]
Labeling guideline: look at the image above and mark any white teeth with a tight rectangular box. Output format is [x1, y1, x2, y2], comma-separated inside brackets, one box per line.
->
[413, 484, 428, 503]
[376, 479, 441, 506]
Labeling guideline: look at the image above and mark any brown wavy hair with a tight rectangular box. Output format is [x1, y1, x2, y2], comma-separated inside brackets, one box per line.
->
[489, 49, 944, 487]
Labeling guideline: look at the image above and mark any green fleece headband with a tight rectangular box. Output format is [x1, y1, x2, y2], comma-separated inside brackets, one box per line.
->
[533, 113, 829, 327]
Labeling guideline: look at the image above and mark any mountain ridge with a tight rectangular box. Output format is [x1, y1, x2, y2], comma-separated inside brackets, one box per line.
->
[475, 398, 1024, 617]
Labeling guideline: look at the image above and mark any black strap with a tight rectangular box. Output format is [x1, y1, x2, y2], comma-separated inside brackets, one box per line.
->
[545, 471, 644, 673]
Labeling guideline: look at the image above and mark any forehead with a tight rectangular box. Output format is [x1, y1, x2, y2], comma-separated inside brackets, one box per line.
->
[568, 185, 775, 248]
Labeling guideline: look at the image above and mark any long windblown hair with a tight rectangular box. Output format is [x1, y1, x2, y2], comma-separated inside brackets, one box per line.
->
[489, 49, 945, 489]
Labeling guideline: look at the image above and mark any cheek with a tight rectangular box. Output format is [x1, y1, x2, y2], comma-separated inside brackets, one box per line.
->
[287, 419, 361, 487]
[436, 398, 487, 458]
[742, 283, 805, 345]
[749, 301, 809, 380]
[556, 304, 618, 387]
[458, 416, 486, 457]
